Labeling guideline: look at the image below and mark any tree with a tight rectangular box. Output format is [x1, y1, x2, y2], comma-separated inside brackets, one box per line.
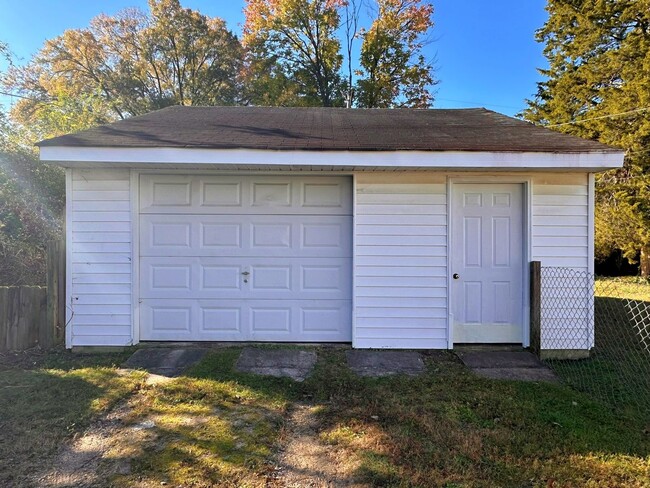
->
[522, 0, 650, 275]
[342, 0, 363, 108]
[356, 0, 436, 108]
[243, 0, 345, 107]
[0, 110, 64, 285]
[242, 0, 437, 108]
[3, 0, 243, 137]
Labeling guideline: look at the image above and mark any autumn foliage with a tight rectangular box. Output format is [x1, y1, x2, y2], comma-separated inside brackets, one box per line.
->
[0, 0, 437, 283]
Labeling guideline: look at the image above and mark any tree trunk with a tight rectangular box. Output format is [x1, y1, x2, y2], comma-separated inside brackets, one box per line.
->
[641, 245, 650, 277]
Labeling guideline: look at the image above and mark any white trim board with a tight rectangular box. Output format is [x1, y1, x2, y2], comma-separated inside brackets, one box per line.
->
[588, 173, 596, 275]
[40, 147, 624, 171]
[130, 169, 140, 345]
[65, 168, 73, 348]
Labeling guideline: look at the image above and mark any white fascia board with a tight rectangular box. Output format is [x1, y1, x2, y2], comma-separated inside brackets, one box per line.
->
[40, 146, 625, 171]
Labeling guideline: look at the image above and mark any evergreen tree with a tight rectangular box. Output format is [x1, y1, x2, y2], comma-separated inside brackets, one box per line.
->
[523, 0, 650, 275]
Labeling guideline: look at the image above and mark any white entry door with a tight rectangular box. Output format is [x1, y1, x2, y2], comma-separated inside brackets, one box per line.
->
[451, 184, 524, 343]
[138, 175, 352, 342]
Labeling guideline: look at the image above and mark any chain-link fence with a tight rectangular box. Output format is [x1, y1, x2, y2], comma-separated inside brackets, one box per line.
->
[540, 267, 650, 421]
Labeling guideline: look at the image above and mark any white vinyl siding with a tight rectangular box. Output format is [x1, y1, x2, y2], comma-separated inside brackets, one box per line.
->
[354, 174, 448, 349]
[532, 173, 589, 270]
[64, 167, 595, 351]
[532, 173, 593, 350]
[69, 169, 132, 347]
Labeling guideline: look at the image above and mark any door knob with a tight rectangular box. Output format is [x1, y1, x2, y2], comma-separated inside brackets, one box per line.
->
[453, 273, 460, 280]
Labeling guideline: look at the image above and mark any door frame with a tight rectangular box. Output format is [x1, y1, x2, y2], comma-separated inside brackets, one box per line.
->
[446, 176, 533, 349]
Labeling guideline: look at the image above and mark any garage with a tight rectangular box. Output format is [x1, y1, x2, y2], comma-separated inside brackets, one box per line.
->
[138, 174, 353, 342]
[39, 106, 625, 350]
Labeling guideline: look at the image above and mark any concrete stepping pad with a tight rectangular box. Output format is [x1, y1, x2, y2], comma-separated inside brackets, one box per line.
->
[123, 348, 208, 377]
[456, 351, 558, 382]
[235, 348, 317, 382]
[346, 350, 425, 377]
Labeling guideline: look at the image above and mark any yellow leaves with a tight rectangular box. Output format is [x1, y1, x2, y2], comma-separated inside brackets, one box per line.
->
[357, 0, 434, 107]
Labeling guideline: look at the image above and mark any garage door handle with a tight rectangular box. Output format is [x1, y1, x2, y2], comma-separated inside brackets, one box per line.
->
[453, 273, 460, 280]
[242, 271, 250, 276]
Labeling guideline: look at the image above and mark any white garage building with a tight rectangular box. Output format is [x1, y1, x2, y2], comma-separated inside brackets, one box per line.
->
[38, 107, 623, 350]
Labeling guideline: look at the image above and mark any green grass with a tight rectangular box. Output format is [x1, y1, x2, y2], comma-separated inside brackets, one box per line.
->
[304, 350, 650, 487]
[114, 349, 650, 487]
[547, 278, 650, 422]
[111, 348, 299, 487]
[595, 276, 650, 301]
[0, 349, 146, 486]
[1, 347, 649, 487]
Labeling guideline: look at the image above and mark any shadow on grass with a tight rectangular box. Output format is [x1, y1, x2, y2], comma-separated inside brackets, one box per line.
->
[546, 296, 650, 423]
[0, 364, 143, 487]
[106, 348, 301, 486]
[69, 346, 650, 487]
[304, 349, 650, 487]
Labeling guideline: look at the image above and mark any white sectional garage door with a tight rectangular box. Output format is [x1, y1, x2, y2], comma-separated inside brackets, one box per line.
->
[139, 175, 352, 342]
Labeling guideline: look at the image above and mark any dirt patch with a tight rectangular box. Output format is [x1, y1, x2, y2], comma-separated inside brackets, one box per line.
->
[0, 347, 55, 370]
[27, 370, 167, 488]
[272, 403, 367, 488]
[30, 394, 151, 487]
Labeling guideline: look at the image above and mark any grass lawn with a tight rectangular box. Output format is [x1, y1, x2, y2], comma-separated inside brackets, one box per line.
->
[544, 277, 650, 422]
[595, 276, 650, 301]
[1, 347, 648, 487]
[0, 348, 147, 486]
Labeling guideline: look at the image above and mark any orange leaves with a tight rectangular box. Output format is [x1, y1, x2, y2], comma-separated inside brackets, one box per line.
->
[357, 0, 435, 107]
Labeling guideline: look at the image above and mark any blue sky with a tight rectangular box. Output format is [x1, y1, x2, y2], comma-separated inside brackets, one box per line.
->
[0, 0, 548, 116]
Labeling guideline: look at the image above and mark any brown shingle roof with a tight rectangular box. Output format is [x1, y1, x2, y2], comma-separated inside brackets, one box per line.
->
[37, 106, 619, 153]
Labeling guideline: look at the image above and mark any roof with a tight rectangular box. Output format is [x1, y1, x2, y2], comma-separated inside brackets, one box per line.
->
[38, 106, 619, 153]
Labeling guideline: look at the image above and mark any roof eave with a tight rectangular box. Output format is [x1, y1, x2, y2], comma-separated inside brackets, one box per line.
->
[39, 146, 625, 172]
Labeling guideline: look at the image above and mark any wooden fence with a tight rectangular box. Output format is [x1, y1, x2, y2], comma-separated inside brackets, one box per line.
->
[0, 240, 65, 351]
[529, 260, 542, 357]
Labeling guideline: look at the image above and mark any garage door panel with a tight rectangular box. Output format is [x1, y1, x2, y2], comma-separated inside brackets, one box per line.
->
[251, 222, 292, 249]
[150, 264, 192, 291]
[202, 265, 242, 291]
[300, 303, 353, 341]
[302, 182, 344, 208]
[201, 307, 241, 333]
[201, 223, 242, 248]
[151, 305, 192, 333]
[141, 299, 351, 341]
[141, 257, 351, 299]
[140, 174, 352, 342]
[250, 265, 291, 291]
[251, 182, 292, 208]
[141, 215, 351, 257]
[201, 181, 242, 207]
[141, 175, 351, 215]
[251, 306, 291, 332]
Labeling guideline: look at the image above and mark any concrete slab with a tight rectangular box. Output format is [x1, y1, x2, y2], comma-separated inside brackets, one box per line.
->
[235, 348, 317, 382]
[122, 348, 208, 377]
[456, 351, 545, 369]
[456, 351, 557, 383]
[346, 350, 425, 377]
[472, 367, 558, 382]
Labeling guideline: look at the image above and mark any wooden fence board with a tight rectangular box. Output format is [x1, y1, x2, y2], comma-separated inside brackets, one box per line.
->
[530, 261, 542, 357]
[0, 240, 65, 351]
[47, 240, 65, 347]
[0, 286, 46, 351]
